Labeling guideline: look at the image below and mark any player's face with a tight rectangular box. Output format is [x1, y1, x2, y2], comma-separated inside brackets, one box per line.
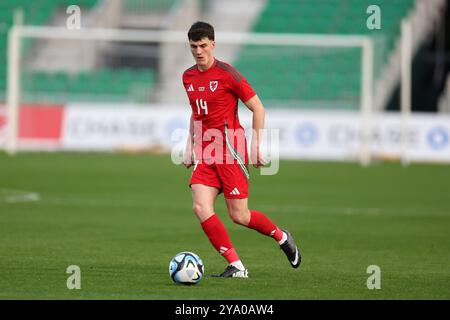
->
[189, 38, 215, 70]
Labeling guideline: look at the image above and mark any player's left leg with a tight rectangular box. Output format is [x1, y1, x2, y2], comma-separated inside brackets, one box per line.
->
[217, 162, 301, 268]
[225, 198, 283, 243]
[218, 162, 284, 241]
[225, 198, 301, 269]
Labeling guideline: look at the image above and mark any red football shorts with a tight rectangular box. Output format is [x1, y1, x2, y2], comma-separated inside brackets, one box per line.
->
[189, 161, 249, 199]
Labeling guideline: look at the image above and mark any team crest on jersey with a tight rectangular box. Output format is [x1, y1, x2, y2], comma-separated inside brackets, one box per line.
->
[209, 81, 218, 92]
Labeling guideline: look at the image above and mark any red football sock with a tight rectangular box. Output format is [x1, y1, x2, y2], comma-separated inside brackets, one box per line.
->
[201, 214, 240, 264]
[248, 210, 283, 242]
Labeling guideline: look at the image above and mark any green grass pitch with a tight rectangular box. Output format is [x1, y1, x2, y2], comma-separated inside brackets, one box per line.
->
[0, 152, 449, 299]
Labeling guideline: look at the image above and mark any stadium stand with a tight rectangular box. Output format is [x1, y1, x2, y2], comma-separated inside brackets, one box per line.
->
[0, 0, 440, 108]
[0, 0, 157, 103]
[234, 0, 416, 109]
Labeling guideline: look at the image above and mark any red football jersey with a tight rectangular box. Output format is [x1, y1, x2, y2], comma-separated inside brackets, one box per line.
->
[182, 59, 256, 164]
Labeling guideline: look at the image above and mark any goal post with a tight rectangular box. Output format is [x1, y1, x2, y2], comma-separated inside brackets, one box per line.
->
[6, 26, 21, 156]
[400, 19, 413, 167]
[5, 25, 374, 164]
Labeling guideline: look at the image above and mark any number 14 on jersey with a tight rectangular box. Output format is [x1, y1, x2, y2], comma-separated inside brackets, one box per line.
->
[196, 99, 208, 115]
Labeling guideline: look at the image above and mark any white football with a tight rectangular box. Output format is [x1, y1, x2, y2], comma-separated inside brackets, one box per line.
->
[169, 251, 204, 285]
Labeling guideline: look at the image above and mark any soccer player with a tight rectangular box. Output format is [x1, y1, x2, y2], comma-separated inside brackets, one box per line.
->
[182, 21, 301, 278]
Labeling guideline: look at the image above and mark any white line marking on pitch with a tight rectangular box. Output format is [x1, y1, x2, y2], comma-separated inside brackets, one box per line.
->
[0, 188, 41, 203]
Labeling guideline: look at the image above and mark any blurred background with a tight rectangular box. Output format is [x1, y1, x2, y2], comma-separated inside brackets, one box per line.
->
[0, 0, 449, 160]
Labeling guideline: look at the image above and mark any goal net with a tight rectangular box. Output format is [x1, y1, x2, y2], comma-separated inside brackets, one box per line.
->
[3, 25, 377, 164]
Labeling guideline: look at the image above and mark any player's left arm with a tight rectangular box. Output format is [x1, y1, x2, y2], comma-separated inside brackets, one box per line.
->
[244, 95, 267, 168]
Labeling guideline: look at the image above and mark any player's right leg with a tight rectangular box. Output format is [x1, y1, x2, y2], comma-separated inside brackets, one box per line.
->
[190, 181, 248, 278]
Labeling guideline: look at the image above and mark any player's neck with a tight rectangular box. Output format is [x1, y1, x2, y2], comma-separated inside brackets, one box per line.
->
[197, 57, 216, 72]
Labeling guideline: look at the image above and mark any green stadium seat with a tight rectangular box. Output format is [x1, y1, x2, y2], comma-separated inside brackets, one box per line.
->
[0, 0, 158, 103]
[235, 0, 415, 109]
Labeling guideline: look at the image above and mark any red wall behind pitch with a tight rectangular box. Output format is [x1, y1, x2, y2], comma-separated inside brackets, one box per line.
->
[18, 105, 64, 139]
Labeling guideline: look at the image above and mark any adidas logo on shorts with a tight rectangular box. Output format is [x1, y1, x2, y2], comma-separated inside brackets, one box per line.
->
[229, 187, 240, 195]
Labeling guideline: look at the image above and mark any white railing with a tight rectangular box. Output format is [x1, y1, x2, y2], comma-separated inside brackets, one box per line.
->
[438, 74, 450, 113]
[374, 0, 447, 112]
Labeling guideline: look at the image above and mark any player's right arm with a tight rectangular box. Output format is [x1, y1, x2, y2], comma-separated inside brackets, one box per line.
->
[183, 112, 194, 168]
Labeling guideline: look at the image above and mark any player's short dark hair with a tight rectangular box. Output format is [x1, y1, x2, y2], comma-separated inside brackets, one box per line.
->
[188, 21, 214, 41]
